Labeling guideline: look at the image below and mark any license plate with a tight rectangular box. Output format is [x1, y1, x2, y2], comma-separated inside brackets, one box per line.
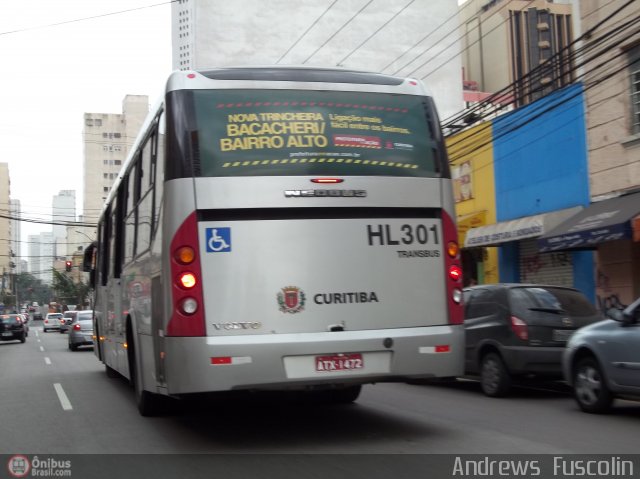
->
[552, 329, 573, 342]
[2, 332, 12, 337]
[315, 353, 364, 372]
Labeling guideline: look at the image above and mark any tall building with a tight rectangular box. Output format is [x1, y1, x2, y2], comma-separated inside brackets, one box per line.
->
[170, 0, 464, 119]
[0, 163, 11, 293]
[459, 0, 575, 107]
[82, 95, 149, 224]
[52, 190, 76, 241]
[9, 199, 20, 263]
[28, 232, 55, 285]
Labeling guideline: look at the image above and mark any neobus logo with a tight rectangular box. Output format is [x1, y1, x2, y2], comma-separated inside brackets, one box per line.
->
[284, 189, 367, 198]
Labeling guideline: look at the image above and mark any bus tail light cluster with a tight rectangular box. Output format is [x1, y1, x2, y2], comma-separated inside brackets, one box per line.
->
[442, 211, 463, 324]
[167, 212, 206, 336]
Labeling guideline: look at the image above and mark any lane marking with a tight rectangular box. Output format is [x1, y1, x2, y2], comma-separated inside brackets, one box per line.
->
[44, 357, 51, 365]
[39, 346, 45, 352]
[37, 339, 41, 343]
[35, 330, 39, 337]
[54, 383, 73, 411]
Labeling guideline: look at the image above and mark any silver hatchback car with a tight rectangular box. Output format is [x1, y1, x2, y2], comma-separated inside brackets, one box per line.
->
[563, 296, 640, 413]
[68, 310, 94, 351]
[43, 313, 64, 332]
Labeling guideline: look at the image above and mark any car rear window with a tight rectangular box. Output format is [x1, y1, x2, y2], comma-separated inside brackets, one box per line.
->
[509, 287, 596, 317]
[49, 314, 63, 319]
[0, 316, 19, 325]
[77, 313, 93, 321]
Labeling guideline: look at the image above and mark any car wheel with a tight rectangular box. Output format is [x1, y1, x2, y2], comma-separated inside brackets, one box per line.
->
[19, 333, 26, 343]
[69, 343, 78, 352]
[480, 352, 511, 397]
[573, 357, 613, 414]
[105, 364, 119, 378]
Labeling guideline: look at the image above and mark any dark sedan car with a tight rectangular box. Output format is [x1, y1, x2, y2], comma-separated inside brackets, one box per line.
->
[0, 314, 27, 343]
[463, 283, 602, 397]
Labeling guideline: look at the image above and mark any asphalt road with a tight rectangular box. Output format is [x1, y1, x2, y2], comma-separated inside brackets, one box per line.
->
[2, 320, 639, 457]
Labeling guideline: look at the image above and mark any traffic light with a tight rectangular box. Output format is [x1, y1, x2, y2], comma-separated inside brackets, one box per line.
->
[65, 261, 72, 272]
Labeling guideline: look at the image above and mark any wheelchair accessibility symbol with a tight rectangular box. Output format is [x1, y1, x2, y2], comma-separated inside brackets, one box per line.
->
[206, 227, 232, 253]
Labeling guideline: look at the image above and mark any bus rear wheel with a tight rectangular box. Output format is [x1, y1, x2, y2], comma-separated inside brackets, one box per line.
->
[128, 328, 166, 416]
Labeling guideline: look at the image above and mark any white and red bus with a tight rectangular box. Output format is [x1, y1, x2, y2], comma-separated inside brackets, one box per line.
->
[85, 67, 464, 415]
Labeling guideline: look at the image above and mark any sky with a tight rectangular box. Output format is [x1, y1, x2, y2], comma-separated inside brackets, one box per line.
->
[0, 1, 173, 257]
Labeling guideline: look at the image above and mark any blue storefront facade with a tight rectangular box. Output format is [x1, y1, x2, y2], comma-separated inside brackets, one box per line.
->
[463, 83, 596, 302]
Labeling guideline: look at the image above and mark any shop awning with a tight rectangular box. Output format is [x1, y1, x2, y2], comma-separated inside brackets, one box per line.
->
[538, 191, 640, 252]
[464, 206, 582, 248]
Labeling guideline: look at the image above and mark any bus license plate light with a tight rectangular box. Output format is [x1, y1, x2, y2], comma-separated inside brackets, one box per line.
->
[315, 353, 364, 372]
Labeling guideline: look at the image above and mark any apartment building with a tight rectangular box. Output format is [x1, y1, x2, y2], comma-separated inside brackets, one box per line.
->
[459, 0, 574, 106]
[0, 163, 11, 291]
[82, 95, 149, 224]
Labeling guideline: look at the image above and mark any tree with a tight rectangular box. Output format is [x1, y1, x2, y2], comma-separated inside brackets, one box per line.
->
[51, 269, 92, 308]
[15, 272, 51, 306]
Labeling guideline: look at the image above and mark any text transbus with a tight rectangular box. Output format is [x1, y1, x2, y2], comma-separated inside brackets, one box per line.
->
[84, 67, 464, 415]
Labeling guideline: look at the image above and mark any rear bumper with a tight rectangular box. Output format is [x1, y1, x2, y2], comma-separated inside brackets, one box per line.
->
[69, 332, 94, 345]
[501, 346, 565, 376]
[0, 331, 23, 340]
[163, 325, 464, 394]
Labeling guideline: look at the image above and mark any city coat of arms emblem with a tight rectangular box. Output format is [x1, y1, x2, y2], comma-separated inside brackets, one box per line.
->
[277, 286, 306, 314]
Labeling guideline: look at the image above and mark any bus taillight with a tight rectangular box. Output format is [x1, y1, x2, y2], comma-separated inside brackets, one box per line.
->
[175, 246, 196, 265]
[178, 272, 197, 289]
[180, 298, 198, 315]
[446, 241, 459, 258]
[449, 265, 462, 281]
[442, 211, 464, 325]
[167, 212, 206, 336]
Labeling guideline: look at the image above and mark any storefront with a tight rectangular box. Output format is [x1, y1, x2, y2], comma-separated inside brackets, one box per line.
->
[464, 206, 595, 300]
[538, 190, 640, 305]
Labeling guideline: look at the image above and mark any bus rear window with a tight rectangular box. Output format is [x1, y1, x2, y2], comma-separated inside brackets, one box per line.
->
[191, 89, 440, 178]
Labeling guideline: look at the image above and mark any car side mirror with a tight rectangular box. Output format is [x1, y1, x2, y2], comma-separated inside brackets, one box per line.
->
[605, 307, 624, 322]
[619, 299, 640, 325]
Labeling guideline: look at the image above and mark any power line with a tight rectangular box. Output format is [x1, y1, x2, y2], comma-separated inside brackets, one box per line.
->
[336, 0, 416, 67]
[441, 0, 637, 132]
[0, 1, 178, 36]
[447, 51, 636, 173]
[444, 9, 640, 161]
[413, 0, 537, 79]
[302, 0, 374, 64]
[0, 212, 96, 228]
[379, 0, 477, 74]
[276, 0, 339, 64]
[445, 7, 640, 158]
